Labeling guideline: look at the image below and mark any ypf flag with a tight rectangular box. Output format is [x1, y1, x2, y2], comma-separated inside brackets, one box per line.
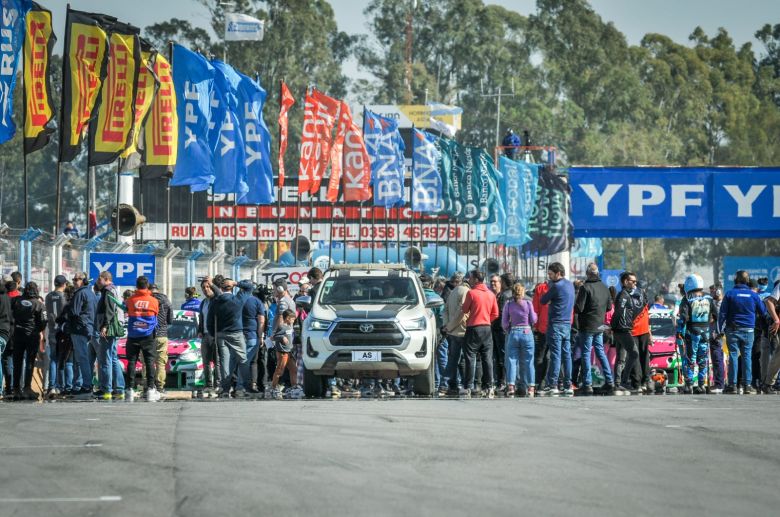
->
[0, 0, 31, 145]
[121, 40, 158, 169]
[141, 51, 176, 178]
[412, 128, 442, 213]
[235, 71, 274, 205]
[59, 8, 113, 162]
[89, 22, 140, 166]
[277, 81, 294, 188]
[23, 1, 56, 154]
[364, 110, 405, 208]
[208, 61, 247, 197]
[170, 44, 214, 189]
[298, 89, 339, 195]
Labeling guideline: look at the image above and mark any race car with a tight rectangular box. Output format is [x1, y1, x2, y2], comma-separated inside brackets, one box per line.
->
[648, 307, 683, 392]
[117, 310, 204, 389]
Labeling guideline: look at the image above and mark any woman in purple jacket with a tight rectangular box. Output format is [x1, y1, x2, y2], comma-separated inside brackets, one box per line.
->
[502, 283, 538, 397]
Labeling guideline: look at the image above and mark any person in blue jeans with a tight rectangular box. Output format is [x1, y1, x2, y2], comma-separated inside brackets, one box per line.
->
[94, 272, 126, 400]
[574, 264, 614, 396]
[66, 273, 97, 398]
[502, 283, 537, 397]
[0, 281, 11, 399]
[237, 280, 265, 395]
[718, 270, 771, 394]
[540, 262, 575, 396]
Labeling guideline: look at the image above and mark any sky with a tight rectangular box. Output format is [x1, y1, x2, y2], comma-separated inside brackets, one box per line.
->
[48, 0, 780, 80]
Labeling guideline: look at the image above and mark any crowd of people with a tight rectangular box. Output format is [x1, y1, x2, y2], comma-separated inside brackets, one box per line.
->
[0, 262, 779, 401]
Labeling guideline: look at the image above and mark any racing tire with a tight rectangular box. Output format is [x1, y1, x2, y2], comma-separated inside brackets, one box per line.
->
[412, 357, 435, 397]
[303, 367, 324, 399]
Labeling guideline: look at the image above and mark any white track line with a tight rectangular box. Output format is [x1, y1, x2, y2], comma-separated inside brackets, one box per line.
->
[0, 496, 121, 503]
[0, 443, 103, 450]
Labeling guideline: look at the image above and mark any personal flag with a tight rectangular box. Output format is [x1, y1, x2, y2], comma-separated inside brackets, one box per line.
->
[89, 22, 140, 165]
[412, 128, 442, 213]
[121, 39, 158, 168]
[0, 0, 32, 144]
[499, 156, 538, 246]
[277, 81, 294, 188]
[234, 71, 274, 204]
[59, 8, 113, 162]
[364, 109, 404, 208]
[298, 88, 339, 195]
[208, 61, 247, 197]
[23, 1, 56, 154]
[170, 44, 214, 189]
[141, 51, 176, 178]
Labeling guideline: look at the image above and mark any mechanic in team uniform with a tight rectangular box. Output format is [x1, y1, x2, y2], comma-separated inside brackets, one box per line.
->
[677, 274, 718, 394]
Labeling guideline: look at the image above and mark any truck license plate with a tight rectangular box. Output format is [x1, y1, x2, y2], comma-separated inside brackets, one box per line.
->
[352, 351, 382, 362]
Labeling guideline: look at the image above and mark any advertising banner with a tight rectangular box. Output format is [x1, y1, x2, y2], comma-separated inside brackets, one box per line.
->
[722, 256, 780, 289]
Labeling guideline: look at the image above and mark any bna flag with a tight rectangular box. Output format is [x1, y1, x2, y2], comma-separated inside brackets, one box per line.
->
[208, 60, 247, 197]
[121, 39, 158, 169]
[412, 128, 442, 213]
[170, 44, 214, 189]
[499, 156, 538, 247]
[89, 22, 140, 165]
[298, 89, 339, 195]
[141, 51, 176, 178]
[277, 81, 294, 188]
[23, 1, 56, 154]
[0, 0, 31, 145]
[364, 109, 404, 208]
[521, 166, 573, 255]
[236, 71, 274, 204]
[59, 8, 113, 162]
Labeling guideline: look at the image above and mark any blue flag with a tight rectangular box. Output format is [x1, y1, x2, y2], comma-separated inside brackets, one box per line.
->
[412, 129, 442, 213]
[234, 71, 274, 205]
[484, 154, 505, 243]
[364, 110, 405, 208]
[171, 44, 215, 190]
[210, 61, 248, 198]
[500, 156, 539, 247]
[0, 0, 31, 144]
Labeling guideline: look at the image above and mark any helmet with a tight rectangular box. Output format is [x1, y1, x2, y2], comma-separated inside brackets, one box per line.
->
[684, 274, 704, 294]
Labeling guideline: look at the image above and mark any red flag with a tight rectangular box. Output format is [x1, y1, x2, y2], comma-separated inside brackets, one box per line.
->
[277, 81, 295, 188]
[342, 108, 372, 202]
[298, 89, 339, 196]
[326, 101, 350, 202]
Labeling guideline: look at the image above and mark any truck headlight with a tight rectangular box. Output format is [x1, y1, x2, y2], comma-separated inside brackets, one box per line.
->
[402, 317, 427, 331]
[308, 319, 333, 331]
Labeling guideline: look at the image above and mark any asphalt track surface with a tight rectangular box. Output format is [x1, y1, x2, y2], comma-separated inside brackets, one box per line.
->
[1, 395, 779, 517]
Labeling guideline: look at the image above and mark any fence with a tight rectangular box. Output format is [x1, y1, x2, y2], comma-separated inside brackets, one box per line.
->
[0, 227, 268, 307]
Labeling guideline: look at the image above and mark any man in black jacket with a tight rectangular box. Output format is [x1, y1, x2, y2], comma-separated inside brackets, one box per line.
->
[206, 277, 249, 397]
[612, 271, 641, 394]
[94, 272, 125, 400]
[0, 281, 12, 400]
[150, 284, 173, 394]
[574, 264, 614, 395]
[67, 272, 97, 398]
[11, 282, 47, 400]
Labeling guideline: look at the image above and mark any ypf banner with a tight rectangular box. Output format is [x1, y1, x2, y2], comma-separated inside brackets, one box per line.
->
[570, 167, 780, 238]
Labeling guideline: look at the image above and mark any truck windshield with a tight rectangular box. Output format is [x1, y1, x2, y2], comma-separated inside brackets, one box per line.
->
[319, 277, 419, 305]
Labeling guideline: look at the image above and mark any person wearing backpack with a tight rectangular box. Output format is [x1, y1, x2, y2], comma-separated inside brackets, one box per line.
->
[94, 272, 126, 400]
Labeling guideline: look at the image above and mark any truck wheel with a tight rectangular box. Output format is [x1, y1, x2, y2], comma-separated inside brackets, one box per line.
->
[412, 358, 435, 397]
[303, 367, 324, 398]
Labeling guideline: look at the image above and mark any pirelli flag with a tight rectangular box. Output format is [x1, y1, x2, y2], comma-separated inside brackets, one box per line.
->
[23, 1, 57, 154]
[121, 39, 159, 170]
[59, 8, 112, 162]
[140, 50, 177, 178]
[88, 22, 141, 165]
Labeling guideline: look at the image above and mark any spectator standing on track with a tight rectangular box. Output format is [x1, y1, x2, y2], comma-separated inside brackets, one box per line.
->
[708, 285, 726, 394]
[66, 272, 96, 399]
[678, 274, 717, 395]
[443, 272, 469, 396]
[125, 276, 160, 402]
[0, 280, 12, 400]
[150, 284, 173, 397]
[93, 272, 126, 400]
[502, 282, 537, 397]
[492, 273, 514, 391]
[197, 280, 220, 398]
[1, 276, 19, 396]
[44, 275, 67, 398]
[181, 287, 201, 311]
[238, 280, 265, 395]
[631, 282, 653, 393]
[421, 274, 447, 392]
[719, 270, 772, 395]
[11, 282, 46, 400]
[532, 281, 550, 388]
[612, 272, 640, 394]
[207, 277, 251, 398]
[270, 309, 300, 399]
[760, 281, 780, 392]
[461, 270, 499, 398]
[540, 262, 575, 396]
[574, 263, 614, 396]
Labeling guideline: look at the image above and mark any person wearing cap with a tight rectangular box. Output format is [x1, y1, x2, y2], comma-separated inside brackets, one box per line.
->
[94, 272, 126, 400]
[442, 272, 469, 396]
[150, 284, 173, 395]
[237, 280, 265, 395]
[206, 276, 251, 397]
[44, 275, 68, 398]
[65, 272, 97, 398]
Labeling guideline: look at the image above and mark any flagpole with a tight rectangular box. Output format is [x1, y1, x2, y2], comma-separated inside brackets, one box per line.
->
[233, 195, 238, 255]
[276, 79, 282, 263]
[116, 159, 121, 242]
[343, 196, 348, 264]
[22, 59, 28, 230]
[211, 189, 216, 252]
[166, 40, 174, 249]
[434, 214, 439, 271]
[55, 4, 71, 235]
[189, 191, 194, 250]
[385, 206, 389, 263]
[372, 206, 376, 263]
[358, 201, 364, 262]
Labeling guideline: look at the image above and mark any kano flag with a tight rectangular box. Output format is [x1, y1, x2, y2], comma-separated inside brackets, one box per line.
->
[298, 88, 338, 195]
[23, 1, 56, 154]
[141, 51, 177, 178]
[277, 81, 294, 188]
[121, 39, 158, 169]
[59, 8, 112, 162]
[89, 22, 140, 165]
[326, 101, 348, 203]
[341, 107, 371, 202]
